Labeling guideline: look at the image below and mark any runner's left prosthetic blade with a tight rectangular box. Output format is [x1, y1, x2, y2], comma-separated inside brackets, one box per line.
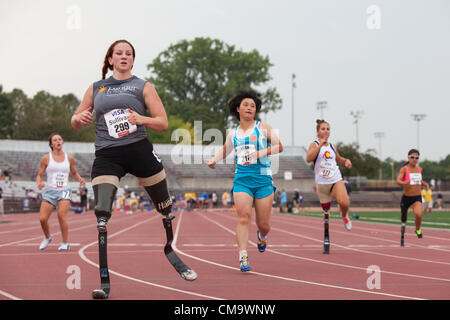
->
[92, 219, 110, 299]
[323, 212, 330, 254]
[162, 214, 197, 281]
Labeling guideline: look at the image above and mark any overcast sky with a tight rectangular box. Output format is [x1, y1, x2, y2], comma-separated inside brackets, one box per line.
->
[1, 0, 449, 162]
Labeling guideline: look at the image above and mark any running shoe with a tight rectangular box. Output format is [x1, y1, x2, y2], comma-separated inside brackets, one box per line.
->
[39, 236, 53, 250]
[342, 214, 352, 231]
[257, 230, 267, 252]
[239, 255, 251, 272]
[415, 229, 423, 239]
[58, 243, 70, 251]
[181, 269, 198, 281]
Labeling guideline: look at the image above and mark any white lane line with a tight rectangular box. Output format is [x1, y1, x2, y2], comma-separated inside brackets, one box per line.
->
[271, 216, 450, 260]
[0, 214, 135, 248]
[0, 289, 22, 300]
[226, 212, 450, 264]
[274, 213, 450, 242]
[77, 215, 224, 300]
[173, 212, 426, 300]
[208, 212, 450, 282]
[210, 212, 450, 280]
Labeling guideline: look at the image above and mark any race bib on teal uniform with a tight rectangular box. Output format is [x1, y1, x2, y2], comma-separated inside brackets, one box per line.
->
[104, 109, 137, 138]
[236, 144, 257, 166]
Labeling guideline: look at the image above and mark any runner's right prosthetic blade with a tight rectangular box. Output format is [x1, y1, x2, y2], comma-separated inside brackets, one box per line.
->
[400, 224, 405, 247]
[323, 212, 330, 254]
[162, 213, 197, 281]
[92, 219, 110, 299]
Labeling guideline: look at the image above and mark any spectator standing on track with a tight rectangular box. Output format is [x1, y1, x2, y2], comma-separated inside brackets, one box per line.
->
[2, 167, 10, 182]
[201, 191, 208, 209]
[397, 149, 429, 245]
[430, 178, 435, 190]
[222, 191, 229, 208]
[79, 182, 88, 213]
[306, 120, 353, 253]
[206, 90, 283, 272]
[212, 191, 218, 208]
[343, 177, 352, 202]
[421, 185, 433, 215]
[71, 39, 197, 298]
[0, 187, 4, 216]
[36, 133, 85, 251]
[293, 189, 300, 213]
[436, 193, 444, 209]
[280, 189, 287, 213]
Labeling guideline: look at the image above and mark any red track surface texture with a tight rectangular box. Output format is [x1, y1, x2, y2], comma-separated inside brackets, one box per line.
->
[1, 209, 449, 300]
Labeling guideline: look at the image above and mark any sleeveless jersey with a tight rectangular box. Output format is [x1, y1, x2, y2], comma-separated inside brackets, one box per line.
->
[93, 75, 148, 150]
[233, 121, 271, 177]
[313, 140, 342, 184]
[402, 165, 422, 185]
[46, 152, 70, 190]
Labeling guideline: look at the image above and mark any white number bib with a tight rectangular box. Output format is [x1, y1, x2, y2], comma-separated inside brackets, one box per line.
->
[236, 144, 257, 166]
[104, 109, 137, 139]
[319, 161, 336, 178]
[409, 173, 422, 185]
[52, 172, 68, 188]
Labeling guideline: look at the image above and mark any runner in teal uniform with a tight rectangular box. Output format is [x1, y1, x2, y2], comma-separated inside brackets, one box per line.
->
[207, 90, 283, 272]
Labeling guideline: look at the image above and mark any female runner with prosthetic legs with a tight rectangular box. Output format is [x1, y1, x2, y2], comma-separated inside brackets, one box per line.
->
[72, 39, 196, 299]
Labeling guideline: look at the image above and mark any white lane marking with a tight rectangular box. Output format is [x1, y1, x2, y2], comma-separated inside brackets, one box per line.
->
[204, 212, 450, 282]
[0, 215, 133, 248]
[271, 215, 450, 258]
[77, 215, 224, 300]
[0, 289, 22, 300]
[173, 212, 426, 300]
[274, 213, 450, 242]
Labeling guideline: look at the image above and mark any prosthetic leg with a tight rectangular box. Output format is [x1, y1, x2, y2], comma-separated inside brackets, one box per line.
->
[321, 202, 331, 254]
[400, 205, 407, 247]
[323, 213, 330, 254]
[91, 178, 118, 299]
[141, 171, 197, 281]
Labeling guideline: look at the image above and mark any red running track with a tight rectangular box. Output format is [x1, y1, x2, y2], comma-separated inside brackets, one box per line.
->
[0, 209, 449, 300]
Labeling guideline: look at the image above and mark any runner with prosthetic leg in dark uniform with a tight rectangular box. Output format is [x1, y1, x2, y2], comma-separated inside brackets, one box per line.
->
[396, 149, 429, 247]
[71, 40, 196, 299]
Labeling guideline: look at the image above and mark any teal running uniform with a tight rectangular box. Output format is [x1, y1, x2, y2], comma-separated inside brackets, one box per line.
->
[232, 121, 274, 199]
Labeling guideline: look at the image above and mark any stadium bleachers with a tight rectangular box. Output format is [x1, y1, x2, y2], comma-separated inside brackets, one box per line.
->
[0, 143, 314, 189]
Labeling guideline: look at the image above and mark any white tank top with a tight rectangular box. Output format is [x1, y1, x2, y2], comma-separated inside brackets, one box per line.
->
[45, 152, 70, 190]
[313, 141, 342, 185]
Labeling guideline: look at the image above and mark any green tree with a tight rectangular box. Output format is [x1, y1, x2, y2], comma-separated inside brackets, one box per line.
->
[6, 89, 94, 141]
[0, 85, 15, 138]
[335, 142, 381, 178]
[149, 115, 194, 144]
[147, 37, 282, 141]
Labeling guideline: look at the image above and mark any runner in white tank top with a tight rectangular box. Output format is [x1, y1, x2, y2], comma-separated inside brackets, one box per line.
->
[45, 151, 71, 190]
[313, 139, 342, 185]
[36, 133, 85, 251]
[306, 120, 353, 253]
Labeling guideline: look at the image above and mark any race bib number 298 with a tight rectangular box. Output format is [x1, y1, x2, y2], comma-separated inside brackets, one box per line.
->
[104, 109, 137, 139]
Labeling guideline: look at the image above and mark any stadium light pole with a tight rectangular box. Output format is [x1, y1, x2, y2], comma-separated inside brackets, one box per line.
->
[316, 100, 328, 120]
[374, 132, 385, 179]
[350, 110, 364, 148]
[411, 114, 426, 150]
[291, 73, 296, 146]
